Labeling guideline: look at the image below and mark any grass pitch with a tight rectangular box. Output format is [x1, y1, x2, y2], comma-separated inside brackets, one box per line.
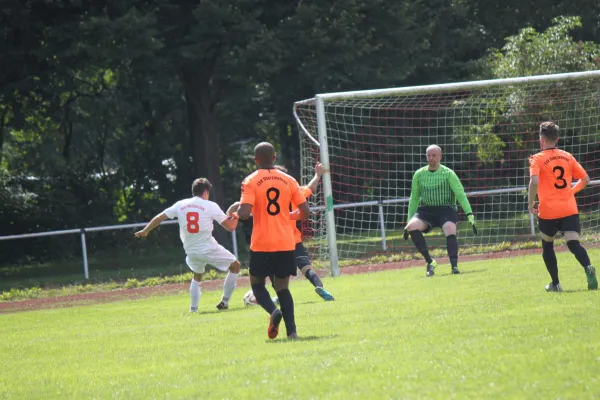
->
[1, 250, 599, 399]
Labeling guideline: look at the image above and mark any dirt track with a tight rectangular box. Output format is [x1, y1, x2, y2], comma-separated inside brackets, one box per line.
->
[0, 248, 544, 313]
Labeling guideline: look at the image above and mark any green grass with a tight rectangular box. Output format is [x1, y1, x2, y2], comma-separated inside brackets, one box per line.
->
[1, 250, 599, 399]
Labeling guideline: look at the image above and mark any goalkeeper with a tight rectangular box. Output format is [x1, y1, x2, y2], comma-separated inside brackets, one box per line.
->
[404, 145, 476, 277]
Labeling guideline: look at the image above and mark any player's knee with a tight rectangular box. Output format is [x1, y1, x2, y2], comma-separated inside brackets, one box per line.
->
[229, 260, 241, 274]
[406, 219, 425, 232]
[563, 231, 580, 242]
[249, 275, 266, 285]
[193, 273, 203, 282]
[299, 265, 311, 275]
[273, 276, 290, 292]
[540, 233, 554, 243]
[442, 223, 457, 236]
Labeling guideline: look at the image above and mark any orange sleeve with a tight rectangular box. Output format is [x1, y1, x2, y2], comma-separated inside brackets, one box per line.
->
[571, 156, 587, 180]
[300, 187, 313, 199]
[529, 155, 540, 176]
[290, 178, 307, 206]
[240, 178, 255, 205]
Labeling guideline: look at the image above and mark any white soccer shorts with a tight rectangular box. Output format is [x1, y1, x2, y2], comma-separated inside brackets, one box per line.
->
[185, 245, 237, 274]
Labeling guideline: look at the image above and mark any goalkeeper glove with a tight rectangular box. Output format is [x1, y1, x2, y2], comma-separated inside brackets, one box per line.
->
[403, 229, 409, 241]
[467, 213, 478, 235]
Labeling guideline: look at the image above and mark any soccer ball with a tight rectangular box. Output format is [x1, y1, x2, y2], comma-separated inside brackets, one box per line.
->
[243, 290, 258, 306]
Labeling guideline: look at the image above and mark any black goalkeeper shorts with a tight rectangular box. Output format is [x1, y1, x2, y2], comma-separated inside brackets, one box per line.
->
[414, 206, 459, 233]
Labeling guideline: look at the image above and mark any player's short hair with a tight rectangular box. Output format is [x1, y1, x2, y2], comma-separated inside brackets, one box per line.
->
[274, 165, 289, 174]
[192, 178, 212, 197]
[540, 121, 559, 141]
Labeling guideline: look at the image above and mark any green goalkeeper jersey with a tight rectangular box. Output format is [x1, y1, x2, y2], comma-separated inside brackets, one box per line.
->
[407, 164, 473, 220]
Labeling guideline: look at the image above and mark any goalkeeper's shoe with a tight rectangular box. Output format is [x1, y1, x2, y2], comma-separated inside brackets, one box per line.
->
[216, 301, 228, 310]
[451, 266, 461, 275]
[315, 287, 335, 301]
[268, 309, 283, 340]
[190, 307, 198, 313]
[584, 265, 598, 290]
[545, 282, 563, 292]
[426, 260, 437, 277]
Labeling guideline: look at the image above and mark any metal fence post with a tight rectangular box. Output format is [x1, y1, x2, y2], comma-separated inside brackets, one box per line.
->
[80, 228, 89, 280]
[378, 201, 387, 251]
[232, 230, 238, 259]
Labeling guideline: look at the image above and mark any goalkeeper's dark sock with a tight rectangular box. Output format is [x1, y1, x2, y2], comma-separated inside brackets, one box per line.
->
[566, 240, 591, 268]
[542, 240, 559, 285]
[409, 230, 433, 264]
[446, 234, 459, 268]
[304, 268, 323, 288]
[251, 283, 277, 315]
[276, 288, 296, 335]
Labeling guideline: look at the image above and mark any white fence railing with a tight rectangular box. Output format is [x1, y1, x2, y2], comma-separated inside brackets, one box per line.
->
[0, 220, 238, 280]
[1, 180, 598, 280]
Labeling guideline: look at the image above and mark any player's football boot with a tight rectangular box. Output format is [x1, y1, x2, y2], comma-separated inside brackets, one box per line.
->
[426, 260, 437, 277]
[315, 287, 335, 301]
[216, 301, 228, 310]
[584, 265, 598, 290]
[287, 332, 299, 340]
[451, 266, 461, 275]
[268, 309, 283, 340]
[545, 282, 563, 292]
[190, 307, 198, 313]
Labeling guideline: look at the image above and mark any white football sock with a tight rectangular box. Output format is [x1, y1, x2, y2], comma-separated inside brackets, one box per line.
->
[221, 272, 238, 305]
[190, 279, 201, 310]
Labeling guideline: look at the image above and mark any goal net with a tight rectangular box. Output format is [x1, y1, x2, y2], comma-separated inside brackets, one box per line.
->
[294, 71, 600, 273]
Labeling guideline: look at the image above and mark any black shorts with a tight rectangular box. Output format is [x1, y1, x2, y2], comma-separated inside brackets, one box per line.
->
[538, 214, 580, 237]
[414, 206, 459, 233]
[295, 242, 311, 269]
[249, 250, 297, 278]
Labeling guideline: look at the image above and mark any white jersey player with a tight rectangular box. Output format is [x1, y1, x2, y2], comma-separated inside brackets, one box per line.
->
[135, 178, 240, 312]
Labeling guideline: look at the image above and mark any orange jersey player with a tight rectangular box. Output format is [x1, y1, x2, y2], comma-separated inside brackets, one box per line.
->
[234, 163, 335, 302]
[528, 121, 597, 292]
[235, 142, 310, 340]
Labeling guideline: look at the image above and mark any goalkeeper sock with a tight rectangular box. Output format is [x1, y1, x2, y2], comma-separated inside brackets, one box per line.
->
[251, 283, 277, 315]
[190, 279, 201, 310]
[221, 272, 238, 305]
[304, 268, 323, 288]
[409, 230, 433, 264]
[446, 234, 459, 268]
[566, 240, 591, 268]
[276, 288, 296, 335]
[542, 240, 559, 285]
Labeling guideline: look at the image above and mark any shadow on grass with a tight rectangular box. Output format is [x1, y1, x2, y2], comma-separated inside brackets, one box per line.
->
[421, 269, 487, 278]
[266, 334, 339, 344]
[561, 288, 596, 293]
[192, 307, 252, 316]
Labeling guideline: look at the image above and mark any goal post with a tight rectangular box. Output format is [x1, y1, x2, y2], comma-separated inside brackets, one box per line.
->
[294, 70, 600, 275]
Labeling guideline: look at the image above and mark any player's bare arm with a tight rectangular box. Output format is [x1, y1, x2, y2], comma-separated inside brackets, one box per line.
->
[528, 175, 539, 215]
[306, 162, 325, 193]
[290, 201, 310, 220]
[572, 174, 590, 195]
[220, 214, 239, 232]
[135, 212, 169, 238]
[226, 201, 240, 216]
[237, 203, 253, 220]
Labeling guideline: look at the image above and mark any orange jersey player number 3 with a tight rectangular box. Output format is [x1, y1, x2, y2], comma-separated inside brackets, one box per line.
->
[240, 169, 307, 252]
[529, 149, 587, 219]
